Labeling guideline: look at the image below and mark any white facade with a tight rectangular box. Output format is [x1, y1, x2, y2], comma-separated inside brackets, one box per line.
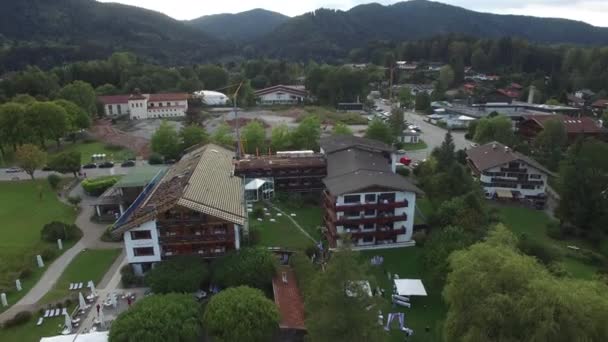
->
[104, 103, 129, 117]
[333, 190, 416, 249]
[479, 161, 548, 198]
[257, 91, 305, 105]
[123, 220, 161, 275]
[100, 94, 189, 120]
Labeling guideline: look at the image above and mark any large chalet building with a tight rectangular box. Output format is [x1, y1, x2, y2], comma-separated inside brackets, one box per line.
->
[111, 144, 246, 275]
[320, 136, 422, 250]
[466, 141, 553, 206]
[98, 91, 189, 120]
[254, 85, 308, 105]
[519, 115, 607, 143]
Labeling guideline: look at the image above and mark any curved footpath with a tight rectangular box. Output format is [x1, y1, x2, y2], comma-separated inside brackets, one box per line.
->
[0, 184, 122, 323]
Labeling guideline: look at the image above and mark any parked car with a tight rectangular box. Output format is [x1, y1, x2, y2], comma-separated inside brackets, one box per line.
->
[98, 161, 115, 168]
[121, 160, 136, 167]
[82, 163, 97, 169]
[408, 125, 421, 132]
[399, 156, 412, 166]
[5, 167, 23, 173]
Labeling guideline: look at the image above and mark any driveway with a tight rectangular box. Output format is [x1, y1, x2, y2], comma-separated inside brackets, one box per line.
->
[0, 161, 145, 181]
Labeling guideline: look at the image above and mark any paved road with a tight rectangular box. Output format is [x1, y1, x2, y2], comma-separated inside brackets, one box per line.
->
[0, 185, 122, 323]
[374, 100, 471, 161]
[0, 162, 146, 181]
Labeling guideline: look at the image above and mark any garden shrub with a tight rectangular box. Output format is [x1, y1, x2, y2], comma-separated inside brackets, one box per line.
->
[81, 176, 120, 196]
[3, 311, 32, 328]
[41, 221, 80, 242]
[47, 174, 62, 190]
[305, 244, 318, 258]
[412, 230, 427, 246]
[104, 143, 124, 151]
[518, 239, 561, 265]
[145, 256, 209, 293]
[40, 247, 58, 261]
[547, 262, 571, 278]
[396, 167, 410, 177]
[148, 153, 164, 165]
[120, 265, 143, 288]
[546, 221, 563, 240]
[252, 207, 264, 219]
[211, 248, 277, 291]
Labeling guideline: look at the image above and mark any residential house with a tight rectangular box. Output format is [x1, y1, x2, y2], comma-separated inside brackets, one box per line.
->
[111, 144, 246, 275]
[320, 136, 423, 250]
[98, 92, 189, 120]
[519, 114, 607, 143]
[466, 142, 553, 206]
[399, 130, 421, 144]
[254, 85, 308, 105]
[591, 99, 608, 114]
[575, 89, 595, 100]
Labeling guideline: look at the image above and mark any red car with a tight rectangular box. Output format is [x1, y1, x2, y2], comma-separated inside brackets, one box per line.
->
[399, 156, 412, 166]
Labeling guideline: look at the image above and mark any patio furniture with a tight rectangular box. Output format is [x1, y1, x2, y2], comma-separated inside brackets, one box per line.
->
[43, 310, 50, 318]
[37, 317, 44, 326]
[69, 283, 75, 290]
[54, 309, 61, 316]
[61, 308, 67, 315]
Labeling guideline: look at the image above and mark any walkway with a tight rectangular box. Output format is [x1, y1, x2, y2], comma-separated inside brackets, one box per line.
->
[0, 184, 122, 323]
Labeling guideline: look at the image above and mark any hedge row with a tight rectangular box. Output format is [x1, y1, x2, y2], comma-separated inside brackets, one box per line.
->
[81, 176, 120, 196]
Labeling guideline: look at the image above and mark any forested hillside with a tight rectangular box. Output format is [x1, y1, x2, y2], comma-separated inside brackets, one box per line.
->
[187, 9, 289, 42]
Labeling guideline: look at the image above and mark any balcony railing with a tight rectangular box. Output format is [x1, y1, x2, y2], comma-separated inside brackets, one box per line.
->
[349, 228, 406, 239]
[159, 234, 233, 244]
[334, 200, 408, 212]
[335, 213, 408, 225]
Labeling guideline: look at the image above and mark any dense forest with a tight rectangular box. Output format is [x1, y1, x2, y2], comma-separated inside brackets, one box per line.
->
[3, 0, 608, 71]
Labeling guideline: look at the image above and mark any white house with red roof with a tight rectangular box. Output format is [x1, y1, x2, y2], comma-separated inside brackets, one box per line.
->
[98, 92, 189, 120]
[253, 85, 308, 105]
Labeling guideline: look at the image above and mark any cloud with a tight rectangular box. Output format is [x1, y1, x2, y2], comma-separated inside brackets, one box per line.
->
[97, 0, 607, 26]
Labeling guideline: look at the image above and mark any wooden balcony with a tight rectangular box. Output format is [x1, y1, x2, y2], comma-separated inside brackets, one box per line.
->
[335, 213, 408, 226]
[159, 233, 234, 244]
[348, 227, 406, 239]
[335, 200, 408, 212]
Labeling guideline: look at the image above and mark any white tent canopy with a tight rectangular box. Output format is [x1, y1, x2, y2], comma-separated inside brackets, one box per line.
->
[393, 279, 427, 296]
[245, 179, 267, 191]
[40, 331, 108, 342]
[457, 115, 476, 121]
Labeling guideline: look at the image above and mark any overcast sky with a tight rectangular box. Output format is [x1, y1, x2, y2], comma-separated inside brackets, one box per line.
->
[98, 0, 608, 27]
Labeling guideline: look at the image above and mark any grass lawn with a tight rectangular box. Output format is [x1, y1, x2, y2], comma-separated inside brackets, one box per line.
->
[0, 309, 73, 342]
[49, 141, 134, 164]
[41, 249, 121, 304]
[250, 207, 314, 250]
[360, 248, 446, 342]
[414, 197, 433, 225]
[0, 181, 78, 314]
[272, 202, 324, 241]
[494, 205, 600, 280]
[402, 140, 428, 151]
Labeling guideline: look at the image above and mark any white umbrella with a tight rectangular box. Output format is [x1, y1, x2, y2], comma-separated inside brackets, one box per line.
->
[98, 308, 105, 328]
[64, 312, 73, 333]
[111, 293, 117, 309]
[88, 280, 97, 297]
[79, 292, 87, 311]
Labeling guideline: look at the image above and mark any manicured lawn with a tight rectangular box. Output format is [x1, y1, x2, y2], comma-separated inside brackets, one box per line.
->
[494, 205, 600, 280]
[414, 197, 433, 225]
[0, 311, 68, 342]
[42, 249, 121, 304]
[402, 140, 428, 151]
[250, 208, 314, 250]
[360, 247, 446, 342]
[273, 202, 324, 241]
[0, 181, 78, 313]
[49, 141, 134, 164]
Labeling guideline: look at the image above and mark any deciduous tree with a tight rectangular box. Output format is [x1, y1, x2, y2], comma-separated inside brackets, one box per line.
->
[241, 121, 266, 154]
[535, 118, 567, 171]
[144, 256, 209, 294]
[151, 121, 180, 159]
[473, 115, 515, 145]
[48, 152, 82, 177]
[24, 101, 69, 147]
[57, 80, 97, 116]
[270, 124, 292, 151]
[211, 248, 277, 290]
[365, 118, 393, 144]
[203, 286, 279, 342]
[211, 123, 235, 147]
[292, 115, 321, 150]
[109, 294, 202, 342]
[15, 144, 47, 179]
[0, 102, 29, 152]
[179, 125, 209, 151]
[332, 122, 353, 136]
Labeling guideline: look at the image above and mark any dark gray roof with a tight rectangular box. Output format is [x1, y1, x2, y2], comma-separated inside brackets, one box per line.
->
[323, 146, 422, 196]
[466, 141, 554, 176]
[320, 135, 394, 155]
[324, 171, 423, 196]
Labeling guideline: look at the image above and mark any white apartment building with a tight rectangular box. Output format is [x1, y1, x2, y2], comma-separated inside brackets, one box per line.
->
[98, 92, 189, 120]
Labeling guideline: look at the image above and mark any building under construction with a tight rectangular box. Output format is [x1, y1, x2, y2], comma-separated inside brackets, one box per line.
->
[234, 151, 327, 200]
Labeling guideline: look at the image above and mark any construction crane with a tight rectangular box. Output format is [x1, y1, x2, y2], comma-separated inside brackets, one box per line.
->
[232, 81, 244, 159]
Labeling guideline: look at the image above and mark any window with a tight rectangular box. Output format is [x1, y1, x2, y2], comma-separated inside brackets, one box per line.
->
[530, 174, 542, 179]
[343, 195, 360, 204]
[364, 194, 376, 203]
[150, 103, 154, 107]
[362, 236, 374, 243]
[364, 209, 375, 216]
[130, 230, 152, 240]
[133, 247, 154, 256]
[363, 223, 375, 230]
[166, 102, 170, 106]
[159, 102, 163, 107]
[520, 184, 535, 190]
[346, 211, 360, 218]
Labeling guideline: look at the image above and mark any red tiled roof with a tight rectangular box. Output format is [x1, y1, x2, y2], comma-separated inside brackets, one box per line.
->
[522, 114, 606, 134]
[497, 88, 521, 99]
[148, 93, 189, 102]
[272, 267, 306, 331]
[592, 99, 608, 108]
[98, 95, 130, 105]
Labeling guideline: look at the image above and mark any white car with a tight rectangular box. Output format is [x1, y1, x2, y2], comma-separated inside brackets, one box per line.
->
[5, 167, 23, 173]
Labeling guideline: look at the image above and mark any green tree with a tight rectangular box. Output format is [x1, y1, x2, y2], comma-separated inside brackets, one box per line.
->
[365, 118, 393, 144]
[203, 286, 279, 342]
[144, 256, 209, 294]
[15, 144, 47, 180]
[431, 191, 487, 231]
[47, 174, 62, 191]
[270, 124, 292, 151]
[242, 121, 266, 154]
[471, 48, 489, 71]
[305, 247, 384, 341]
[434, 131, 456, 172]
[24, 101, 69, 147]
[109, 294, 202, 342]
[398, 86, 414, 108]
[48, 152, 82, 177]
[211, 248, 277, 290]
[557, 139, 608, 238]
[196, 64, 229, 90]
[151, 121, 180, 159]
[54, 99, 91, 137]
[444, 225, 608, 342]
[0, 102, 29, 152]
[473, 115, 515, 145]
[438, 65, 455, 89]
[423, 226, 474, 284]
[388, 108, 405, 140]
[534, 118, 567, 171]
[292, 115, 321, 150]
[332, 122, 353, 136]
[211, 123, 234, 147]
[95, 84, 119, 96]
[179, 125, 209, 151]
[602, 111, 608, 128]
[545, 98, 562, 106]
[57, 80, 97, 116]
[415, 92, 431, 111]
